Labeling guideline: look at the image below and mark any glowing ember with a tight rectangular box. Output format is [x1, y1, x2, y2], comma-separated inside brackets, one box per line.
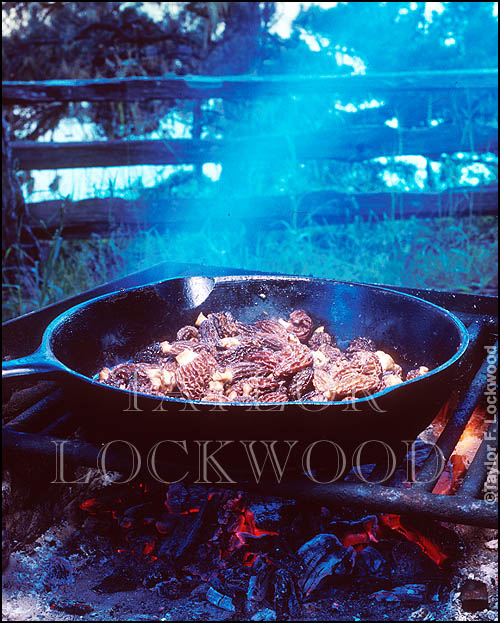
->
[379, 514, 449, 567]
[243, 552, 257, 567]
[142, 539, 156, 556]
[233, 508, 278, 546]
[164, 501, 200, 515]
[341, 516, 379, 549]
[433, 405, 488, 495]
[79, 497, 111, 515]
[78, 484, 456, 582]
[433, 454, 467, 495]
[79, 497, 98, 512]
[455, 406, 487, 457]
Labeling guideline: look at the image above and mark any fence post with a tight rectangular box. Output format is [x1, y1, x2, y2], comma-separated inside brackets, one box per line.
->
[193, 99, 203, 181]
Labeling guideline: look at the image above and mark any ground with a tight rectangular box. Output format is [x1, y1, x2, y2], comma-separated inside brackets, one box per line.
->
[2, 517, 497, 622]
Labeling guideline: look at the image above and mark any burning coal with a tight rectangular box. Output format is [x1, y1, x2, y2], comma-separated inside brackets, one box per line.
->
[78, 481, 461, 617]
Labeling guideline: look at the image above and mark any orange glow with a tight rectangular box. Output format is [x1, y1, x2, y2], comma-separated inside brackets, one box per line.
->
[164, 503, 200, 515]
[433, 454, 467, 495]
[455, 405, 486, 457]
[79, 497, 109, 515]
[379, 514, 448, 567]
[341, 516, 379, 548]
[430, 397, 456, 436]
[228, 508, 278, 553]
[143, 539, 156, 556]
[433, 404, 487, 495]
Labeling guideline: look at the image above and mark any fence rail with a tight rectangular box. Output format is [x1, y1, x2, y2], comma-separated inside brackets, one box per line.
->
[3, 69, 498, 237]
[26, 185, 498, 238]
[11, 123, 498, 170]
[3, 69, 498, 104]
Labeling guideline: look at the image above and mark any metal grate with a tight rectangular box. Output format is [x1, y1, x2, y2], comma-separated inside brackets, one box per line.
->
[2, 263, 498, 528]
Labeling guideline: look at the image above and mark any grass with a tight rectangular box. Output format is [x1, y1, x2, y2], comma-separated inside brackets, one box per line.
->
[2, 214, 497, 322]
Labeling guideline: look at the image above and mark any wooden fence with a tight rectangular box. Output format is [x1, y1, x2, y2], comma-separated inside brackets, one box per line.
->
[2, 69, 498, 237]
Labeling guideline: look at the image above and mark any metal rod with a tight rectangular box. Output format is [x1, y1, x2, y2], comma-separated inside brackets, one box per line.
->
[3, 429, 497, 528]
[457, 418, 498, 499]
[454, 320, 484, 375]
[192, 99, 203, 181]
[2, 381, 59, 422]
[3, 389, 66, 432]
[268, 482, 498, 529]
[413, 340, 497, 491]
[39, 411, 77, 437]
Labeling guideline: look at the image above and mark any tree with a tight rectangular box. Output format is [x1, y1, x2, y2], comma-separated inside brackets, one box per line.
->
[293, 2, 498, 72]
[2, 2, 280, 139]
[2, 114, 39, 294]
[291, 2, 498, 127]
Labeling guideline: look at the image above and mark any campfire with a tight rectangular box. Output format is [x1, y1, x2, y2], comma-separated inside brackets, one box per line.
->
[75, 480, 460, 615]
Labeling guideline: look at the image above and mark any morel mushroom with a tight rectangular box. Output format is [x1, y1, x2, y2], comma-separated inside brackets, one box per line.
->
[96, 308, 432, 403]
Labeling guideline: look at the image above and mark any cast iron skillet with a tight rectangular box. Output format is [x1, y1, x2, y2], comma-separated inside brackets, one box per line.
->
[2, 276, 469, 468]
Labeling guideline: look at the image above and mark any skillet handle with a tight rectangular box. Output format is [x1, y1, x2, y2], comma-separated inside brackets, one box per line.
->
[2, 352, 63, 378]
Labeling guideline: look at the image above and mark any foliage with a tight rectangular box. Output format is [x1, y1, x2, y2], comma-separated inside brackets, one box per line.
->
[286, 3, 498, 130]
[294, 2, 498, 72]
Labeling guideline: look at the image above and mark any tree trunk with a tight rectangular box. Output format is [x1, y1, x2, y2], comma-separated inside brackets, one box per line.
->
[2, 114, 39, 283]
[202, 2, 264, 74]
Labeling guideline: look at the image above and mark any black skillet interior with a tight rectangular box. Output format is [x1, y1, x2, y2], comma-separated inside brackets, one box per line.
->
[48, 275, 464, 382]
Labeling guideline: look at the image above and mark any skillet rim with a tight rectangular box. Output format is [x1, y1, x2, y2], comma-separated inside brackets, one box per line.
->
[38, 275, 470, 407]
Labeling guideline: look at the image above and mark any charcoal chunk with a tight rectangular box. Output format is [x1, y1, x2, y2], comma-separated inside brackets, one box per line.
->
[50, 601, 93, 616]
[460, 579, 489, 612]
[92, 570, 137, 593]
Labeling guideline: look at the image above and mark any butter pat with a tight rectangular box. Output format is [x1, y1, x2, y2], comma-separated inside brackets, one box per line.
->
[176, 349, 198, 366]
